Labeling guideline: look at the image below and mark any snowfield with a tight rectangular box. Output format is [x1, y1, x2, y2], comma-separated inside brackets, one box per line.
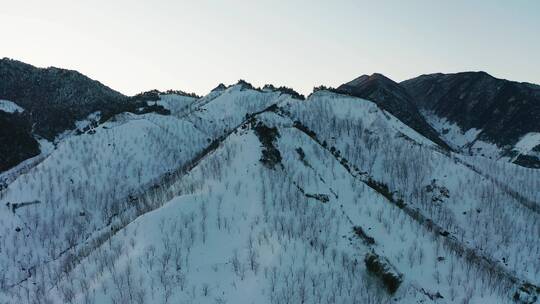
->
[422, 110, 540, 166]
[0, 99, 24, 113]
[0, 86, 539, 304]
[514, 132, 540, 156]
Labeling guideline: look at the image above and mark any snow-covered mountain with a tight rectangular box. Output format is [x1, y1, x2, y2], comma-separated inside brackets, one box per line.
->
[0, 61, 539, 304]
[336, 73, 450, 150]
[0, 58, 173, 173]
[402, 72, 540, 168]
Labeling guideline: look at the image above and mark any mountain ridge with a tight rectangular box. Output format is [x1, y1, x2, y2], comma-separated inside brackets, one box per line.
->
[0, 71, 539, 303]
[335, 73, 451, 150]
[2, 60, 540, 172]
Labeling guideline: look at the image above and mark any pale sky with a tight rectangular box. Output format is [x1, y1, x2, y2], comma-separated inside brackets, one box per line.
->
[1, 0, 539, 96]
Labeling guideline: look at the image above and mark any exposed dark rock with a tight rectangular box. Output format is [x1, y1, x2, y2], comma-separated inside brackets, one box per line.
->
[236, 79, 256, 91]
[293, 121, 317, 139]
[364, 252, 402, 294]
[513, 154, 540, 169]
[11, 200, 41, 213]
[304, 193, 330, 203]
[0, 111, 40, 171]
[425, 179, 450, 203]
[253, 122, 282, 169]
[420, 288, 444, 300]
[353, 226, 375, 245]
[211, 83, 227, 92]
[513, 282, 540, 304]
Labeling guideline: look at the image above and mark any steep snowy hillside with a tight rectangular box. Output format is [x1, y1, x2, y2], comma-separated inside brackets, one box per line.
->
[2, 83, 539, 304]
[286, 91, 540, 287]
[0, 109, 208, 294]
[336, 73, 450, 149]
[0, 109, 40, 172]
[11, 109, 514, 304]
[1, 65, 539, 304]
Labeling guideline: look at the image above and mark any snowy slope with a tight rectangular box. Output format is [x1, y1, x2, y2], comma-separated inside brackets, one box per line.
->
[422, 110, 540, 168]
[0, 111, 208, 291]
[186, 84, 289, 138]
[0, 99, 24, 113]
[285, 91, 540, 295]
[1, 85, 538, 304]
[148, 93, 198, 116]
[40, 112, 509, 303]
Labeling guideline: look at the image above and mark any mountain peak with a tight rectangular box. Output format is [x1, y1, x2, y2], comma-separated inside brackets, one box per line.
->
[344, 73, 396, 88]
[337, 73, 451, 149]
[235, 79, 255, 90]
[211, 83, 227, 92]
